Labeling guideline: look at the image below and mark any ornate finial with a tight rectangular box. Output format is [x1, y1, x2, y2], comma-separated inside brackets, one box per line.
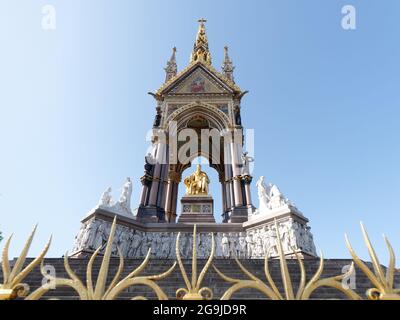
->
[222, 46, 235, 82]
[164, 46, 177, 82]
[190, 19, 212, 65]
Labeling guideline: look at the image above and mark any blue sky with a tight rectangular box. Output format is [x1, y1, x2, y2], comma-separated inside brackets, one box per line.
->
[0, 0, 399, 262]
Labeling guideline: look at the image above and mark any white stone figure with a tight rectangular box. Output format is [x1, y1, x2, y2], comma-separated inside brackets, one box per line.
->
[262, 226, 270, 256]
[215, 233, 223, 257]
[92, 223, 106, 250]
[161, 233, 171, 258]
[108, 177, 133, 216]
[128, 232, 142, 257]
[256, 176, 271, 214]
[279, 223, 290, 253]
[119, 177, 132, 210]
[140, 234, 151, 256]
[245, 232, 253, 258]
[111, 228, 122, 255]
[268, 183, 289, 210]
[238, 232, 247, 259]
[72, 224, 86, 251]
[266, 226, 278, 257]
[287, 219, 298, 249]
[123, 230, 134, 257]
[82, 220, 100, 250]
[221, 233, 230, 258]
[229, 233, 238, 257]
[241, 152, 254, 175]
[255, 230, 263, 257]
[118, 230, 131, 256]
[180, 233, 191, 258]
[98, 187, 113, 207]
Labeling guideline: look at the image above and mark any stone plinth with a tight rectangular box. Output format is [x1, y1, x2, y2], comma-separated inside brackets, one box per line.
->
[178, 194, 215, 223]
[71, 205, 317, 260]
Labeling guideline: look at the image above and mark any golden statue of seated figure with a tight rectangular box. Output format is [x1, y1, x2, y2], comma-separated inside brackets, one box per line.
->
[184, 164, 210, 195]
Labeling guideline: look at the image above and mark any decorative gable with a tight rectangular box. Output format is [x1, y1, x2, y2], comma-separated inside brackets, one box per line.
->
[156, 62, 241, 96]
[170, 67, 229, 94]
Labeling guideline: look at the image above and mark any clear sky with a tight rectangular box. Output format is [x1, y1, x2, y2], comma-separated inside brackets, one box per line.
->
[0, 0, 399, 262]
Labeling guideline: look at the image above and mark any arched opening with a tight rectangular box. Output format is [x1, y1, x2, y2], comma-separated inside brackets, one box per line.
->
[178, 156, 223, 223]
[137, 103, 253, 224]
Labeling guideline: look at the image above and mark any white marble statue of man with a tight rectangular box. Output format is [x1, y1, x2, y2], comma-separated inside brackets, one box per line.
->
[262, 226, 270, 256]
[241, 152, 254, 176]
[180, 234, 191, 258]
[229, 233, 238, 258]
[92, 223, 106, 250]
[161, 233, 171, 258]
[245, 232, 253, 258]
[128, 232, 142, 258]
[81, 221, 98, 249]
[238, 232, 247, 259]
[215, 233, 223, 258]
[256, 230, 263, 257]
[98, 187, 113, 207]
[221, 233, 230, 258]
[288, 218, 298, 249]
[279, 223, 290, 253]
[119, 177, 132, 212]
[256, 176, 271, 214]
[118, 230, 131, 257]
[266, 226, 278, 257]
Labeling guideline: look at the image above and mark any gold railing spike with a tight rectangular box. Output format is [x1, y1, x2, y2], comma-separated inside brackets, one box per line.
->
[215, 220, 361, 300]
[3, 219, 399, 300]
[274, 219, 294, 299]
[0, 226, 51, 300]
[176, 224, 214, 300]
[345, 224, 400, 300]
[27, 216, 174, 300]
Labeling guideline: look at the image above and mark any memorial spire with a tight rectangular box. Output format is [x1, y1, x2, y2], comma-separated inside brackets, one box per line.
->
[164, 46, 177, 82]
[190, 19, 212, 65]
[222, 46, 235, 82]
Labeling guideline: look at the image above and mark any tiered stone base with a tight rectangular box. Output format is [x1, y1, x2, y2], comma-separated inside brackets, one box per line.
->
[71, 207, 318, 259]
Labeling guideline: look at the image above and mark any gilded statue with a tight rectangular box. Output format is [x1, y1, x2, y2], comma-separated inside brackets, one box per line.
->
[184, 164, 210, 195]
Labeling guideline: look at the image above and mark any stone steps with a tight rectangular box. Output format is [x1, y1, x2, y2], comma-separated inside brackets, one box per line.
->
[2, 258, 398, 300]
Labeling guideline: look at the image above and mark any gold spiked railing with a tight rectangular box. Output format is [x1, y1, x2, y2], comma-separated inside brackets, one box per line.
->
[0, 219, 399, 300]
